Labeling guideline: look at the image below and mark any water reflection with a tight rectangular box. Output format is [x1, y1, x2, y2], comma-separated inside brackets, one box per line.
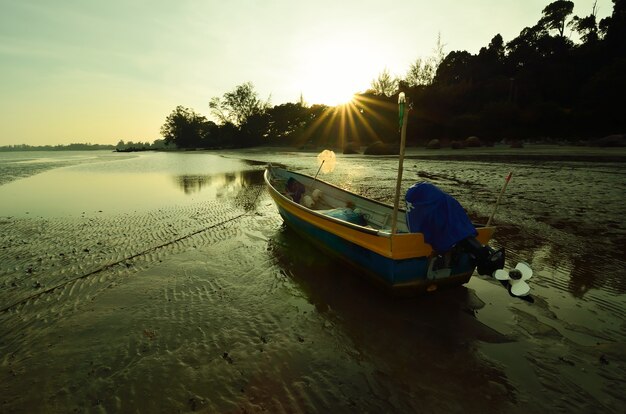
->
[494, 221, 626, 297]
[269, 224, 511, 340]
[175, 174, 219, 195]
[0, 153, 267, 218]
[265, 224, 516, 410]
[174, 169, 266, 195]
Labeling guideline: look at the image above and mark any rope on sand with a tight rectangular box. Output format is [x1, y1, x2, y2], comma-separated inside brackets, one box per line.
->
[0, 184, 267, 314]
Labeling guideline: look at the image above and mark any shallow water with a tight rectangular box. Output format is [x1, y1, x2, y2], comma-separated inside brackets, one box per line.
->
[0, 149, 624, 413]
[0, 151, 262, 217]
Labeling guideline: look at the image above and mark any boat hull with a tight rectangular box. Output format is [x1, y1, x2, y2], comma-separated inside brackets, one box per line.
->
[265, 167, 492, 295]
[276, 205, 473, 294]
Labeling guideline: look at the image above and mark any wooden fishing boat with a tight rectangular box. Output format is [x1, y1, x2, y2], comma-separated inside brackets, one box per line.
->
[262, 94, 533, 296]
[264, 165, 504, 295]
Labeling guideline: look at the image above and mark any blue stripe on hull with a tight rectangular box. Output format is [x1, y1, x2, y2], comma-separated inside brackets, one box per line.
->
[278, 207, 475, 287]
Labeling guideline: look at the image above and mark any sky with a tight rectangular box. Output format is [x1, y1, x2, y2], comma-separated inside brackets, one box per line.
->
[0, 0, 614, 146]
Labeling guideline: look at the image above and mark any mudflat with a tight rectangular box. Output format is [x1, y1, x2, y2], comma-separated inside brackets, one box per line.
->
[0, 147, 624, 413]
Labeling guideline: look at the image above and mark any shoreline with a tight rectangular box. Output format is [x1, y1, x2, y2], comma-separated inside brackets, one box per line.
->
[3, 145, 623, 189]
[222, 144, 626, 163]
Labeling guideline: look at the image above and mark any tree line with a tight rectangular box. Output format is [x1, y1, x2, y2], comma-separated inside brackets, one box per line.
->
[0, 143, 116, 151]
[162, 0, 625, 150]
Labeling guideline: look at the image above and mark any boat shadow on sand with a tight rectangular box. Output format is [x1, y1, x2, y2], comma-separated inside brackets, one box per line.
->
[266, 224, 524, 409]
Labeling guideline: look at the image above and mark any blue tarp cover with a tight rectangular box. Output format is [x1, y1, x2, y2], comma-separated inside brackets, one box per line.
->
[405, 182, 477, 253]
[320, 208, 367, 226]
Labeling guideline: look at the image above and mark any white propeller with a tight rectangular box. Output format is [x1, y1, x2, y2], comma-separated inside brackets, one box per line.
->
[493, 262, 533, 297]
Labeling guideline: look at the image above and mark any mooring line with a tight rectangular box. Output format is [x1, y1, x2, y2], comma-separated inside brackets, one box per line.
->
[0, 185, 268, 314]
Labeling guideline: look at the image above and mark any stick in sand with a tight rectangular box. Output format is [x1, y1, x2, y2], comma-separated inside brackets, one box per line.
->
[487, 172, 512, 227]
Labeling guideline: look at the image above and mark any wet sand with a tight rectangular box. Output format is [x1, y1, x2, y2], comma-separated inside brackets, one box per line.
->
[0, 148, 624, 413]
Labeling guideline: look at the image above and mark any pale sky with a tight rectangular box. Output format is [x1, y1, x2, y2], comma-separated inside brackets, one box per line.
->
[0, 0, 613, 145]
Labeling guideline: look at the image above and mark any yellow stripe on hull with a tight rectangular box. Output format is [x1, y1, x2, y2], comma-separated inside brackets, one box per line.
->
[267, 182, 495, 261]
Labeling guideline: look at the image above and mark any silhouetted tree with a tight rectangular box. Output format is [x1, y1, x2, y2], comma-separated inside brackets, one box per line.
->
[405, 58, 435, 87]
[475, 34, 506, 81]
[209, 82, 270, 127]
[405, 34, 446, 86]
[264, 102, 310, 143]
[540, 0, 575, 37]
[506, 24, 549, 70]
[600, 0, 626, 57]
[239, 111, 271, 147]
[160, 105, 213, 148]
[434, 50, 475, 84]
[370, 68, 399, 96]
[571, 1, 600, 44]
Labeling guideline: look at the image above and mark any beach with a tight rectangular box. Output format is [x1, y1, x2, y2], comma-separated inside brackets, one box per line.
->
[0, 147, 624, 413]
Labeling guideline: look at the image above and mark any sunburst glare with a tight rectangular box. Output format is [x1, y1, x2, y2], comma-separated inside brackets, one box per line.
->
[298, 94, 396, 150]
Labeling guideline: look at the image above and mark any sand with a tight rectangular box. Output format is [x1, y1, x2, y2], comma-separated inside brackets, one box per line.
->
[0, 147, 624, 413]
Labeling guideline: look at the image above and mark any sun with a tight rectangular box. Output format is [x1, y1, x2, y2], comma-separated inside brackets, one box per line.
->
[304, 83, 356, 107]
[298, 50, 363, 106]
[305, 85, 356, 107]
[294, 34, 378, 107]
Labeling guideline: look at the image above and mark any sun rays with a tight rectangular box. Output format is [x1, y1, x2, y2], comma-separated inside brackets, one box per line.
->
[297, 94, 398, 150]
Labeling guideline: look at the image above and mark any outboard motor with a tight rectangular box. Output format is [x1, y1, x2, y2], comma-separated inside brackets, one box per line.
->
[405, 182, 505, 275]
[457, 237, 505, 276]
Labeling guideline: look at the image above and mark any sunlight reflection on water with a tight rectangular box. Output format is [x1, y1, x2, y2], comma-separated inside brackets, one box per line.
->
[0, 152, 262, 217]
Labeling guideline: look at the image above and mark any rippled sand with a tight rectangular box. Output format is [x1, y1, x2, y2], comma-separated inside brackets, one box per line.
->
[0, 148, 624, 413]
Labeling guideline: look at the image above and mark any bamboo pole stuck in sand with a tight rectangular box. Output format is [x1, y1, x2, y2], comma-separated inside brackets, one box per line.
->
[391, 92, 409, 234]
[487, 172, 513, 227]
